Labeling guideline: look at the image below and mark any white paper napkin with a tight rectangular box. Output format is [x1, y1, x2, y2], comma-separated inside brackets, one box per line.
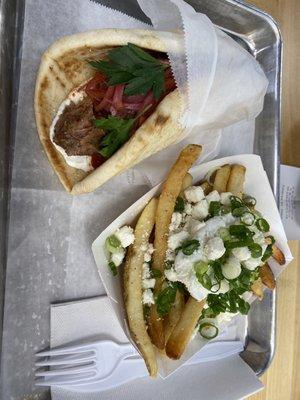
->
[50, 296, 263, 399]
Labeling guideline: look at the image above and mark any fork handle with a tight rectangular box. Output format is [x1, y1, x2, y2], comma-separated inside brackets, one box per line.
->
[118, 342, 139, 360]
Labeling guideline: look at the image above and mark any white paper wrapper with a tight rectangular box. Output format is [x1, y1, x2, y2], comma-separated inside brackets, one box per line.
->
[137, 0, 268, 130]
[92, 154, 293, 377]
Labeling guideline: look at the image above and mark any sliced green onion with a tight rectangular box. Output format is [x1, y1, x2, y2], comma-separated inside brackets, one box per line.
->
[218, 227, 231, 241]
[229, 225, 254, 239]
[210, 281, 221, 293]
[199, 322, 219, 339]
[232, 206, 249, 217]
[165, 260, 174, 270]
[240, 211, 255, 226]
[194, 260, 209, 276]
[225, 238, 253, 250]
[181, 239, 200, 255]
[261, 244, 273, 262]
[265, 235, 275, 245]
[197, 272, 212, 290]
[220, 205, 231, 215]
[230, 195, 243, 209]
[174, 196, 185, 212]
[255, 218, 270, 232]
[175, 246, 182, 255]
[209, 201, 221, 216]
[105, 235, 121, 253]
[249, 243, 262, 258]
[243, 195, 257, 207]
[108, 261, 118, 276]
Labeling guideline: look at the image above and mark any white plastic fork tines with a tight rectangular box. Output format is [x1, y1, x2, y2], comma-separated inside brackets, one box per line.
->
[35, 339, 140, 387]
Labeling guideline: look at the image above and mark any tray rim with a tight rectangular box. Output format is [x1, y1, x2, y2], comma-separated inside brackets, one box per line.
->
[0, 0, 282, 394]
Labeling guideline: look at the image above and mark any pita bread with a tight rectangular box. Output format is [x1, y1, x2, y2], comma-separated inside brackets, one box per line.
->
[34, 29, 184, 194]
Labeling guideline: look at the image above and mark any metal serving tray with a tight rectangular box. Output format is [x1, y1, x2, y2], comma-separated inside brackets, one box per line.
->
[0, 0, 281, 397]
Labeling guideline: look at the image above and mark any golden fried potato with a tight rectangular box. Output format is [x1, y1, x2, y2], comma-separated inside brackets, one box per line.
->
[226, 164, 246, 199]
[165, 297, 205, 359]
[124, 198, 158, 377]
[149, 144, 202, 350]
[213, 164, 231, 193]
[260, 263, 276, 289]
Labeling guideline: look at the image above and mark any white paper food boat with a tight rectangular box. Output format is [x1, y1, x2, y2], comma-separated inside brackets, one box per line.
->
[92, 154, 292, 377]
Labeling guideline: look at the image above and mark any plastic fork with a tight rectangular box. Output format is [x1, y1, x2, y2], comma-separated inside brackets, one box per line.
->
[35, 339, 139, 387]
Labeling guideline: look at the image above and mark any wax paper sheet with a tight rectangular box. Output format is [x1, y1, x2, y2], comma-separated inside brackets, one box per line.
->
[1, 0, 262, 398]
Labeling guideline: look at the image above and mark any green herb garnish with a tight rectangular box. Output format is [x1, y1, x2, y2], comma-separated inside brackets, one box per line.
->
[108, 261, 118, 276]
[156, 284, 177, 316]
[174, 196, 185, 213]
[181, 239, 200, 255]
[243, 195, 257, 207]
[255, 218, 270, 232]
[89, 43, 167, 99]
[199, 322, 219, 339]
[165, 260, 174, 270]
[209, 201, 221, 216]
[261, 244, 273, 262]
[249, 243, 262, 258]
[94, 116, 135, 158]
[105, 234, 121, 253]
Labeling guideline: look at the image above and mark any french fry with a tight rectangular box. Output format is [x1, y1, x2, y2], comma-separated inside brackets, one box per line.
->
[180, 173, 193, 195]
[272, 244, 286, 265]
[213, 164, 231, 193]
[200, 180, 213, 195]
[260, 263, 276, 290]
[149, 144, 202, 350]
[124, 198, 158, 377]
[251, 277, 264, 300]
[226, 164, 246, 199]
[164, 291, 186, 343]
[166, 297, 205, 360]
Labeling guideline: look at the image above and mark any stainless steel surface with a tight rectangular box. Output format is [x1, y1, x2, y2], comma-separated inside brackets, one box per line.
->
[0, 0, 25, 361]
[0, 0, 281, 397]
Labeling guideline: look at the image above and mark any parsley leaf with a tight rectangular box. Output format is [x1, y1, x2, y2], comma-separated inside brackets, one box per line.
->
[89, 43, 166, 99]
[94, 116, 134, 158]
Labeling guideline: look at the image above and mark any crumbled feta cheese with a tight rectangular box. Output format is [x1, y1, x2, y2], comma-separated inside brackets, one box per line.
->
[184, 203, 193, 215]
[142, 289, 154, 305]
[221, 256, 241, 279]
[204, 237, 226, 260]
[186, 218, 206, 235]
[169, 212, 183, 232]
[220, 192, 233, 205]
[114, 226, 135, 248]
[166, 248, 176, 261]
[206, 190, 221, 204]
[188, 273, 208, 300]
[241, 291, 253, 302]
[165, 268, 178, 282]
[168, 231, 189, 251]
[144, 243, 154, 263]
[142, 262, 151, 280]
[243, 257, 261, 271]
[191, 199, 209, 220]
[111, 248, 125, 267]
[184, 186, 205, 203]
[232, 246, 252, 261]
[142, 278, 156, 289]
